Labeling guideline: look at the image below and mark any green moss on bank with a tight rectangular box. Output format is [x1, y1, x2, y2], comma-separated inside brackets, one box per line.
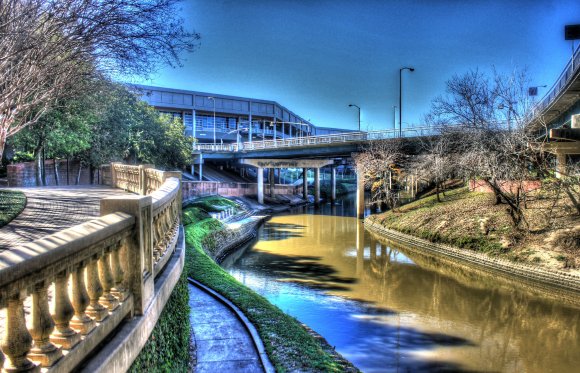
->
[129, 273, 191, 373]
[0, 190, 26, 228]
[183, 201, 357, 372]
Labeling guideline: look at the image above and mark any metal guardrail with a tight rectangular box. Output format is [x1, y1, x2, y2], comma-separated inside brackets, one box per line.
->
[195, 125, 444, 152]
[535, 43, 580, 116]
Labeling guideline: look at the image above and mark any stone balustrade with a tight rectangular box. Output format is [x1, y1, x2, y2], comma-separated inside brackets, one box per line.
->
[0, 164, 183, 372]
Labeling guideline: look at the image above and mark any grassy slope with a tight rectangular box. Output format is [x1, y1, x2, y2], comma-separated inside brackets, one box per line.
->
[183, 197, 357, 372]
[129, 273, 192, 372]
[369, 185, 579, 269]
[0, 190, 26, 228]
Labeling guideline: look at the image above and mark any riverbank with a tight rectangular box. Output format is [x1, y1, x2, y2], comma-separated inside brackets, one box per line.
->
[184, 196, 359, 372]
[365, 186, 580, 295]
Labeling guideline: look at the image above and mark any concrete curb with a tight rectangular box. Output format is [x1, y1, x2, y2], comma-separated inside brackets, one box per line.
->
[187, 278, 276, 373]
[364, 219, 580, 298]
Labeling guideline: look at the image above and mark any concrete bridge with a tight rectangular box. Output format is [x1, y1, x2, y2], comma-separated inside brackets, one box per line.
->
[0, 164, 183, 372]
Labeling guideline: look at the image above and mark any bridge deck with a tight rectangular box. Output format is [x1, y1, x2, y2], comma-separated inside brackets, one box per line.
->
[0, 186, 129, 252]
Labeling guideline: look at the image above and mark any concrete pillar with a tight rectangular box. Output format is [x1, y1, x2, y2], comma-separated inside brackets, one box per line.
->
[302, 168, 308, 200]
[314, 168, 321, 207]
[101, 196, 153, 315]
[330, 166, 336, 204]
[257, 167, 264, 204]
[248, 111, 253, 145]
[356, 165, 365, 219]
[556, 152, 567, 179]
[199, 162, 203, 181]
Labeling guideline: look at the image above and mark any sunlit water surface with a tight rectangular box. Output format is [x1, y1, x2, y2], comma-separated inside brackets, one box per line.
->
[223, 195, 580, 373]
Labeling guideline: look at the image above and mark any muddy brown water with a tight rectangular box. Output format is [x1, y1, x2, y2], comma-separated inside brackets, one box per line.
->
[223, 195, 580, 373]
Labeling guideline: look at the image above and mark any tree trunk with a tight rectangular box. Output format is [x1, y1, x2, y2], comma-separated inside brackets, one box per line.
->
[89, 164, 95, 185]
[34, 143, 43, 186]
[41, 146, 46, 186]
[0, 130, 6, 164]
[66, 158, 70, 185]
[436, 181, 441, 202]
[54, 159, 60, 186]
[76, 163, 82, 185]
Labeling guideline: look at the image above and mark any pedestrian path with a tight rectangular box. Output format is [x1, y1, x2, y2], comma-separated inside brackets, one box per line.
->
[0, 186, 128, 252]
[188, 283, 266, 373]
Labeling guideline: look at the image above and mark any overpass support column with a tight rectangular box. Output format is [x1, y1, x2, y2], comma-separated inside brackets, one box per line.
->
[556, 152, 567, 179]
[356, 165, 365, 219]
[330, 166, 337, 204]
[314, 168, 321, 207]
[302, 168, 308, 200]
[257, 167, 264, 204]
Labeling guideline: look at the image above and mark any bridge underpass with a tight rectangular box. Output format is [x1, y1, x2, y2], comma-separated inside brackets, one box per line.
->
[192, 128, 432, 218]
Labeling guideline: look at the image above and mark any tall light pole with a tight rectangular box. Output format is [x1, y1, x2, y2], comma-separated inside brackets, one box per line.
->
[348, 104, 361, 131]
[399, 67, 414, 137]
[207, 96, 216, 144]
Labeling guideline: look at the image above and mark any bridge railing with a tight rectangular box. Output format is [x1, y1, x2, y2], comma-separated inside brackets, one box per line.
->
[536, 43, 580, 116]
[194, 125, 444, 152]
[0, 164, 182, 372]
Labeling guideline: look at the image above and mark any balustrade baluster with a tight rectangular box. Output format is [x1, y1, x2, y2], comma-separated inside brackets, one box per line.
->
[1, 291, 38, 372]
[98, 250, 120, 310]
[29, 281, 62, 367]
[50, 271, 80, 350]
[70, 263, 96, 335]
[152, 217, 161, 261]
[110, 242, 128, 301]
[86, 256, 109, 321]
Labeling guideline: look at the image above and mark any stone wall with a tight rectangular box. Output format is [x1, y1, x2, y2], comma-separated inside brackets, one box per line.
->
[201, 216, 267, 262]
[183, 181, 300, 199]
[7, 159, 93, 187]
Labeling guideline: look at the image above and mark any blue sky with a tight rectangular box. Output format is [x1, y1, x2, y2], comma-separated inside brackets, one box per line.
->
[132, 0, 580, 131]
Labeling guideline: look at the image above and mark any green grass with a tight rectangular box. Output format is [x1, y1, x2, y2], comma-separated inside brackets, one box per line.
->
[129, 273, 191, 372]
[0, 190, 26, 228]
[371, 187, 507, 255]
[183, 213, 357, 372]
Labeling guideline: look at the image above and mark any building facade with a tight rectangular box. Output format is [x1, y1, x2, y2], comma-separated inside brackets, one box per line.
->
[134, 84, 351, 144]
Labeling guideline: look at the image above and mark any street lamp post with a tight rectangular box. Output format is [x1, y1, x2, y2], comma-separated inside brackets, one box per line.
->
[348, 104, 361, 131]
[207, 96, 216, 145]
[399, 67, 415, 137]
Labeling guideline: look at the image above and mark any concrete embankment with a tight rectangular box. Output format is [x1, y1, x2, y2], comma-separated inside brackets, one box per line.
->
[365, 218, 580, 306]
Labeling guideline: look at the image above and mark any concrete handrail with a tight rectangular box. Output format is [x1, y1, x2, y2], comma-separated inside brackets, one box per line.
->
[0, 164, 183, 372]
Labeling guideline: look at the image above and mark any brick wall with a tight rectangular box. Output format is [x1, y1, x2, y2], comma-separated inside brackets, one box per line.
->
[468, 179, 542, 194]
[7, 159, 93, 187]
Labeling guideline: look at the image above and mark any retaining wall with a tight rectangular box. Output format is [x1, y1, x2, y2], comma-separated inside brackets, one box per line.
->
[183, 181, 300, 199]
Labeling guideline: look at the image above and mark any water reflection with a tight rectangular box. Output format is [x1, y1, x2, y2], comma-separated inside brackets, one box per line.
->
[224, 196, 580, 373]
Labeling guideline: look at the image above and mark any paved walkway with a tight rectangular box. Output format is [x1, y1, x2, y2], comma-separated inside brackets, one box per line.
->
[188, 284, 265, 373]
[0, 186, 128, 252]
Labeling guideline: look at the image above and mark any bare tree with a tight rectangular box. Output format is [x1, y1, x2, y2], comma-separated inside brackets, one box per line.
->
[0, 0, 199, 162]
[411, 134, 456, 202]
[426, 67, 552, 230]
[353, 139, 405, 210]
